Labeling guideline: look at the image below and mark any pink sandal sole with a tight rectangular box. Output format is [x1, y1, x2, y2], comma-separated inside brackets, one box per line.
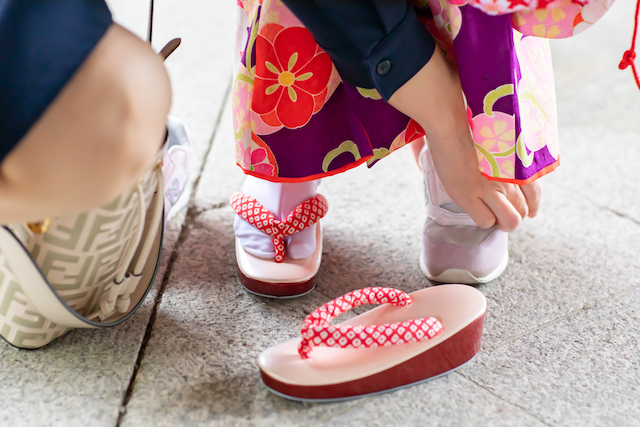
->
[234, 223, 322, 298]
[258, 285, 486, 401]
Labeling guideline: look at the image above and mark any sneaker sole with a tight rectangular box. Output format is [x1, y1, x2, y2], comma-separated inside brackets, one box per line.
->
[419, 249, 509, 284]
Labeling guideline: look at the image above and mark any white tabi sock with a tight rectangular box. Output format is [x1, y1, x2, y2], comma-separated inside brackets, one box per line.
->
[233, 176, 320, 260]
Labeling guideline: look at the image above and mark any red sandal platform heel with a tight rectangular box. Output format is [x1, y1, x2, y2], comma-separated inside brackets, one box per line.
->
[258, 285, 486, 401]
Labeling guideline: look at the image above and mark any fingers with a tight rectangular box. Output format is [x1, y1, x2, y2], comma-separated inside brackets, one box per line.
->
[497, 182, 528, 219]
[480, 180, 542, 232]
[477, 180, 542, 232]
[483, 190, 522, 232]
[464, 198, 498, 229]
[449, 180, 524, 231]
[521, 180, 542, 218]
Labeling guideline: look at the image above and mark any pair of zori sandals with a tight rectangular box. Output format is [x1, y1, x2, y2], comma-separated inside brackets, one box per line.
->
[231, 192, 486, 401]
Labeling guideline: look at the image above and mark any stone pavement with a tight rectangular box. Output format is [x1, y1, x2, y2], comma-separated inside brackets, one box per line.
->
[1, 1, 639, 426]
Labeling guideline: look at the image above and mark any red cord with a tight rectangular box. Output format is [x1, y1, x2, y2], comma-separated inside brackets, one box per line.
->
[620, 0, 640, 90]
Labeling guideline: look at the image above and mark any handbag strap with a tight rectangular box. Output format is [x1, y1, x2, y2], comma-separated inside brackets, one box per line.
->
[147, 1, 182, 61]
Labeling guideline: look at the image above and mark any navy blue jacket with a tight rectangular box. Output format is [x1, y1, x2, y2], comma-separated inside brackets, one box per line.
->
[280, 0, 436, 101]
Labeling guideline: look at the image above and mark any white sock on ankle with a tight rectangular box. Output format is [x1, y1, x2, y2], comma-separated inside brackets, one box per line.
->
[233, 176, 320, 260]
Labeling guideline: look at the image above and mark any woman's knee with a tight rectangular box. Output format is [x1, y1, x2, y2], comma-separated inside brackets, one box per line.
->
[87, 24, 172, 180]
[53, 23, 172, 205]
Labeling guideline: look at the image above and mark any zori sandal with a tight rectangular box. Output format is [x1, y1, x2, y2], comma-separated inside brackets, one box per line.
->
[229, 191, 328, 298]
[258, 285, 486, 401]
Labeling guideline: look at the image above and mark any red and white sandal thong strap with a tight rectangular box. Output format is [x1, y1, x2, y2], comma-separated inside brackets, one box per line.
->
[298, 287, 443, 359]
[230, 192, 328, 263]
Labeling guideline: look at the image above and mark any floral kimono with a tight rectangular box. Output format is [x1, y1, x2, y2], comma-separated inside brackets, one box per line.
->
[233, 0, 614, 184]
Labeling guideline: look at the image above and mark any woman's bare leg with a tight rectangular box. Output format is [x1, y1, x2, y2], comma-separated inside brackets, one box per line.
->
[0, 23, 171, 224]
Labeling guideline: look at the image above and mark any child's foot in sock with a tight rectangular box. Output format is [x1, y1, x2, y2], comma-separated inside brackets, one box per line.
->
[233, 176, 319, 260]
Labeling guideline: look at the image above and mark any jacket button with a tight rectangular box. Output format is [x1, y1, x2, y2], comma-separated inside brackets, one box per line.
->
[376, 60, 391, 75]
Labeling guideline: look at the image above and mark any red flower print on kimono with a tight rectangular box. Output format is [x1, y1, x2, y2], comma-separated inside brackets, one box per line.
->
[405, 119, 426, 144]
[253, 25, 332, 129]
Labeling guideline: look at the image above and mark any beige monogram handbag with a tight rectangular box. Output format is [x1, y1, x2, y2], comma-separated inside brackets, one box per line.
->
[0, 155, 165, 349]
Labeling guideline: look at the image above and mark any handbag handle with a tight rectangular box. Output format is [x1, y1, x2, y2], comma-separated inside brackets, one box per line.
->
[148, 0, 155, 44]
[147, 0, 182, 61]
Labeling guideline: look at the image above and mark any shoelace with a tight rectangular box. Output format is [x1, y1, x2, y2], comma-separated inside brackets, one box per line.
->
[620, 0, 640, 90]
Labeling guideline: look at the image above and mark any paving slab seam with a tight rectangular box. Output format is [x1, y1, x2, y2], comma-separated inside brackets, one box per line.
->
[593, 204, 640, 227]
[454, 372, 552, 426]
[568, 191, 640, 227]
[114, 82, 232, 427]
[115, 207, 199, 427]
[548, 181, 640, 226]
[478, 281, 640, 356]
[191, 202, 231, 214]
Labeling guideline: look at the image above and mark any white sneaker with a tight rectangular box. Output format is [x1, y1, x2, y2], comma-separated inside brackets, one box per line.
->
[162, 116, 193, 222]
[419, 145, 509, 284]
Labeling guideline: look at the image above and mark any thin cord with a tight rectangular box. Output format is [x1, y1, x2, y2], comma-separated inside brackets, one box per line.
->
[147, 0, 154, 44]
[619, 0, 640, 90]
